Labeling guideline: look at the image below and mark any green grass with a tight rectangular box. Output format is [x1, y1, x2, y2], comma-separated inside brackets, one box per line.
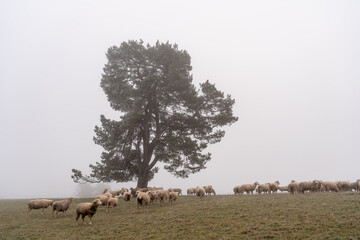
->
[1, 192, 360, 239]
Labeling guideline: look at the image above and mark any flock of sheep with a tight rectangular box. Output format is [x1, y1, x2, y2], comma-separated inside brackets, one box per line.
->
[233, 179, 360, 195]
[26, 180, 360, 224]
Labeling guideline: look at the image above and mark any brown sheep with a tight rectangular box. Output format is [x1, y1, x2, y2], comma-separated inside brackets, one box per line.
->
[137, 192, 151, 213]
[288, 180, 299, 194]
[75, 199, 102, 225]
[269, 181, 280, 193]
[233, 186, 241, 195]
[203, 185, 216, 195]
[187, 188, 195, 195]
[27, 199, 53, 214]
[52, 197, 73, 217]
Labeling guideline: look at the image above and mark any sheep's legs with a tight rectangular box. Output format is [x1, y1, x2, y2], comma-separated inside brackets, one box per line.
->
[88, 216, 92, 224]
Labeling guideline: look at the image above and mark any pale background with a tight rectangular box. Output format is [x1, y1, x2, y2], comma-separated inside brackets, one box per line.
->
[1, 0, 359, 198]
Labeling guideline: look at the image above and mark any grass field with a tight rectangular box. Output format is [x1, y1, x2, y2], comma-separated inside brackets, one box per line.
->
[0, 192, 359, 239]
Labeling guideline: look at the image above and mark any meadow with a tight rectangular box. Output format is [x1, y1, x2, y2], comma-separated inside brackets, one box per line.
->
[0, 192, 359, 239]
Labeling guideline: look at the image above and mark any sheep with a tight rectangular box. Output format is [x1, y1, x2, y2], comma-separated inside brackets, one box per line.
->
[187, 188, 195, 195]
[156, 190, 169, 205]
[119, 188, 129, 196]
[27, 199, 53, 214]
[278, 186, 288, 193]
[288, 180, 299, 194]
[169, 192, 179, 204]
[75, 198, 102, 225]
[195, 186, 205, 198]
[52, 197, 73, 217]
[357, 180, 360, 192]
[321, 181, 339, 192]
[311, 180, 322, 192]
[257, 183, 271, 194]
[298, 181, 314, 194]
[203, 185, 216, 195]
[95, 194, 111, 211]
[237, 182, 259, 195]
[146, 191, 157, 204]
[106, 196, 119, 212]
[123, 191, 132, 202]
[269, 181, 280, 193]
[349, 181, 358, 191]
[168, 188, 182, 196]
[233, 186, 241, 195]
[336, 181, 351, 191]
[137, 192, 151, 213]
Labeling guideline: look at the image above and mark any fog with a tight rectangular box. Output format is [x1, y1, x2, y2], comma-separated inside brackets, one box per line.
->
[1, 0, 359, 198]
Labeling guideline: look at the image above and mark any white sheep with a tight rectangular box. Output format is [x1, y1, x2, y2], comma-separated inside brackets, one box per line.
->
[269, 181, 280, 193]
[278, 186, 288, 193]
[75, 198, 102, 225]
[321, 181, 339, 192]
[233, 186, 241, 195]
[137, 192, 151, 213]
[187, 188, 195, 195]
[156, 190, 169, 205]
[27, 199, 53, 214]
[106, 196, 119, 212]
[257, 183, 271, 194]
[169, 192, 179, 203]
[95, 194, 111, 211]
[52, 197, 73, 217]
[288, 180, 299, 194]
[196, 186, 205, 198]
[237, 182, 259, 195]
[203, 185, 216, 195]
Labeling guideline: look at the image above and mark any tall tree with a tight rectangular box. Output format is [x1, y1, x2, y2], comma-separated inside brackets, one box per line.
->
[71, 40, 238, 187]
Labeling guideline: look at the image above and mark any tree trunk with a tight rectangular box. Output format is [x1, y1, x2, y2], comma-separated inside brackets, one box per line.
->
[137, 171, 149, 188]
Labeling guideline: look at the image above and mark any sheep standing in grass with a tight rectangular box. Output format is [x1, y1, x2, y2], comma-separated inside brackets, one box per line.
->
[336, 181, 351, 191]
[146, 191, 157, 204]
[156, 190, 169, 205]
[187, 188, 195, 195]
[288, 180, 299, 194]
[269, 181, 280, 193]
[123, 191, 132, 202]
[169, 192, 179, 204]
[298, 181, 314, 194]
[204, 185, 216, 195]
[257, 183, 271, 194]
[233, 186, 241, 195]
[238, 182, 259, 195]
[278, 186, 288, 193]
[321, 181, 339, 192]
[27, 199, 53, 214]
[169, 188, 182, 196]
[196, 187, 205, 198]
[106, 196, 119, 212]
[52, 197, 73, 217]
[349, 181, 358, 191]
[137, 192, 150, 213]
[95, 194, 111, 211]
[75, 199, 102, 225]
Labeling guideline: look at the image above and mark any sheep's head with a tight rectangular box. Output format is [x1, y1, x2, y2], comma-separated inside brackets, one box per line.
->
[254, 181, 259, 186]
[93, 199, 102, 206]
[275, 181, 280, 185]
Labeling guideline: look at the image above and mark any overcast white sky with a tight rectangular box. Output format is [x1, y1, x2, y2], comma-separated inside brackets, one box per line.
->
[1, 0, 359, 199]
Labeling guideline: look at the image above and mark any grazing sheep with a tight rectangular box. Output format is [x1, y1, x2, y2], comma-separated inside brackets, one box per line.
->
[257, 183, 271, 194]
[27, 199, 53, 214]
[203, 185, 216, 195]
[75, 199, 102, 225]
[95, 194, 111, 211]
[156, 190, 169, 205]
[137, 192, 150, 213]
[311, 180, 322, 192]
[106, 196, 119, 212]
[119, 188, 129, 196]
[130, 187, 139, 197]
[269, 181, 280, 193]
[169, 192, 179, 204]
[187, 188, 195, 195]
[123, 191, 132, 202]
[278, 186, 288, 193]
[196, 187, 205, 198]
[321, 181, 339, 192]
[349, 181, 358, 191]
[238, 182, 259, 195]
[52, 197, 73, 217]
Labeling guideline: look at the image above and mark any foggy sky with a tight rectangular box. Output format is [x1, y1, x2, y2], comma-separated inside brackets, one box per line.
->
[1, 0, 359, 198]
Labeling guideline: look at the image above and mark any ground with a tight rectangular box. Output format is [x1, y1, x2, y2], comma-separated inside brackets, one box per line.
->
[0, 192, 359, 239]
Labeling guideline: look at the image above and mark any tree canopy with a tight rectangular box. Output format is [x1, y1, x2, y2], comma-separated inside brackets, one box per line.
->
[71, 40, 238, 187]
